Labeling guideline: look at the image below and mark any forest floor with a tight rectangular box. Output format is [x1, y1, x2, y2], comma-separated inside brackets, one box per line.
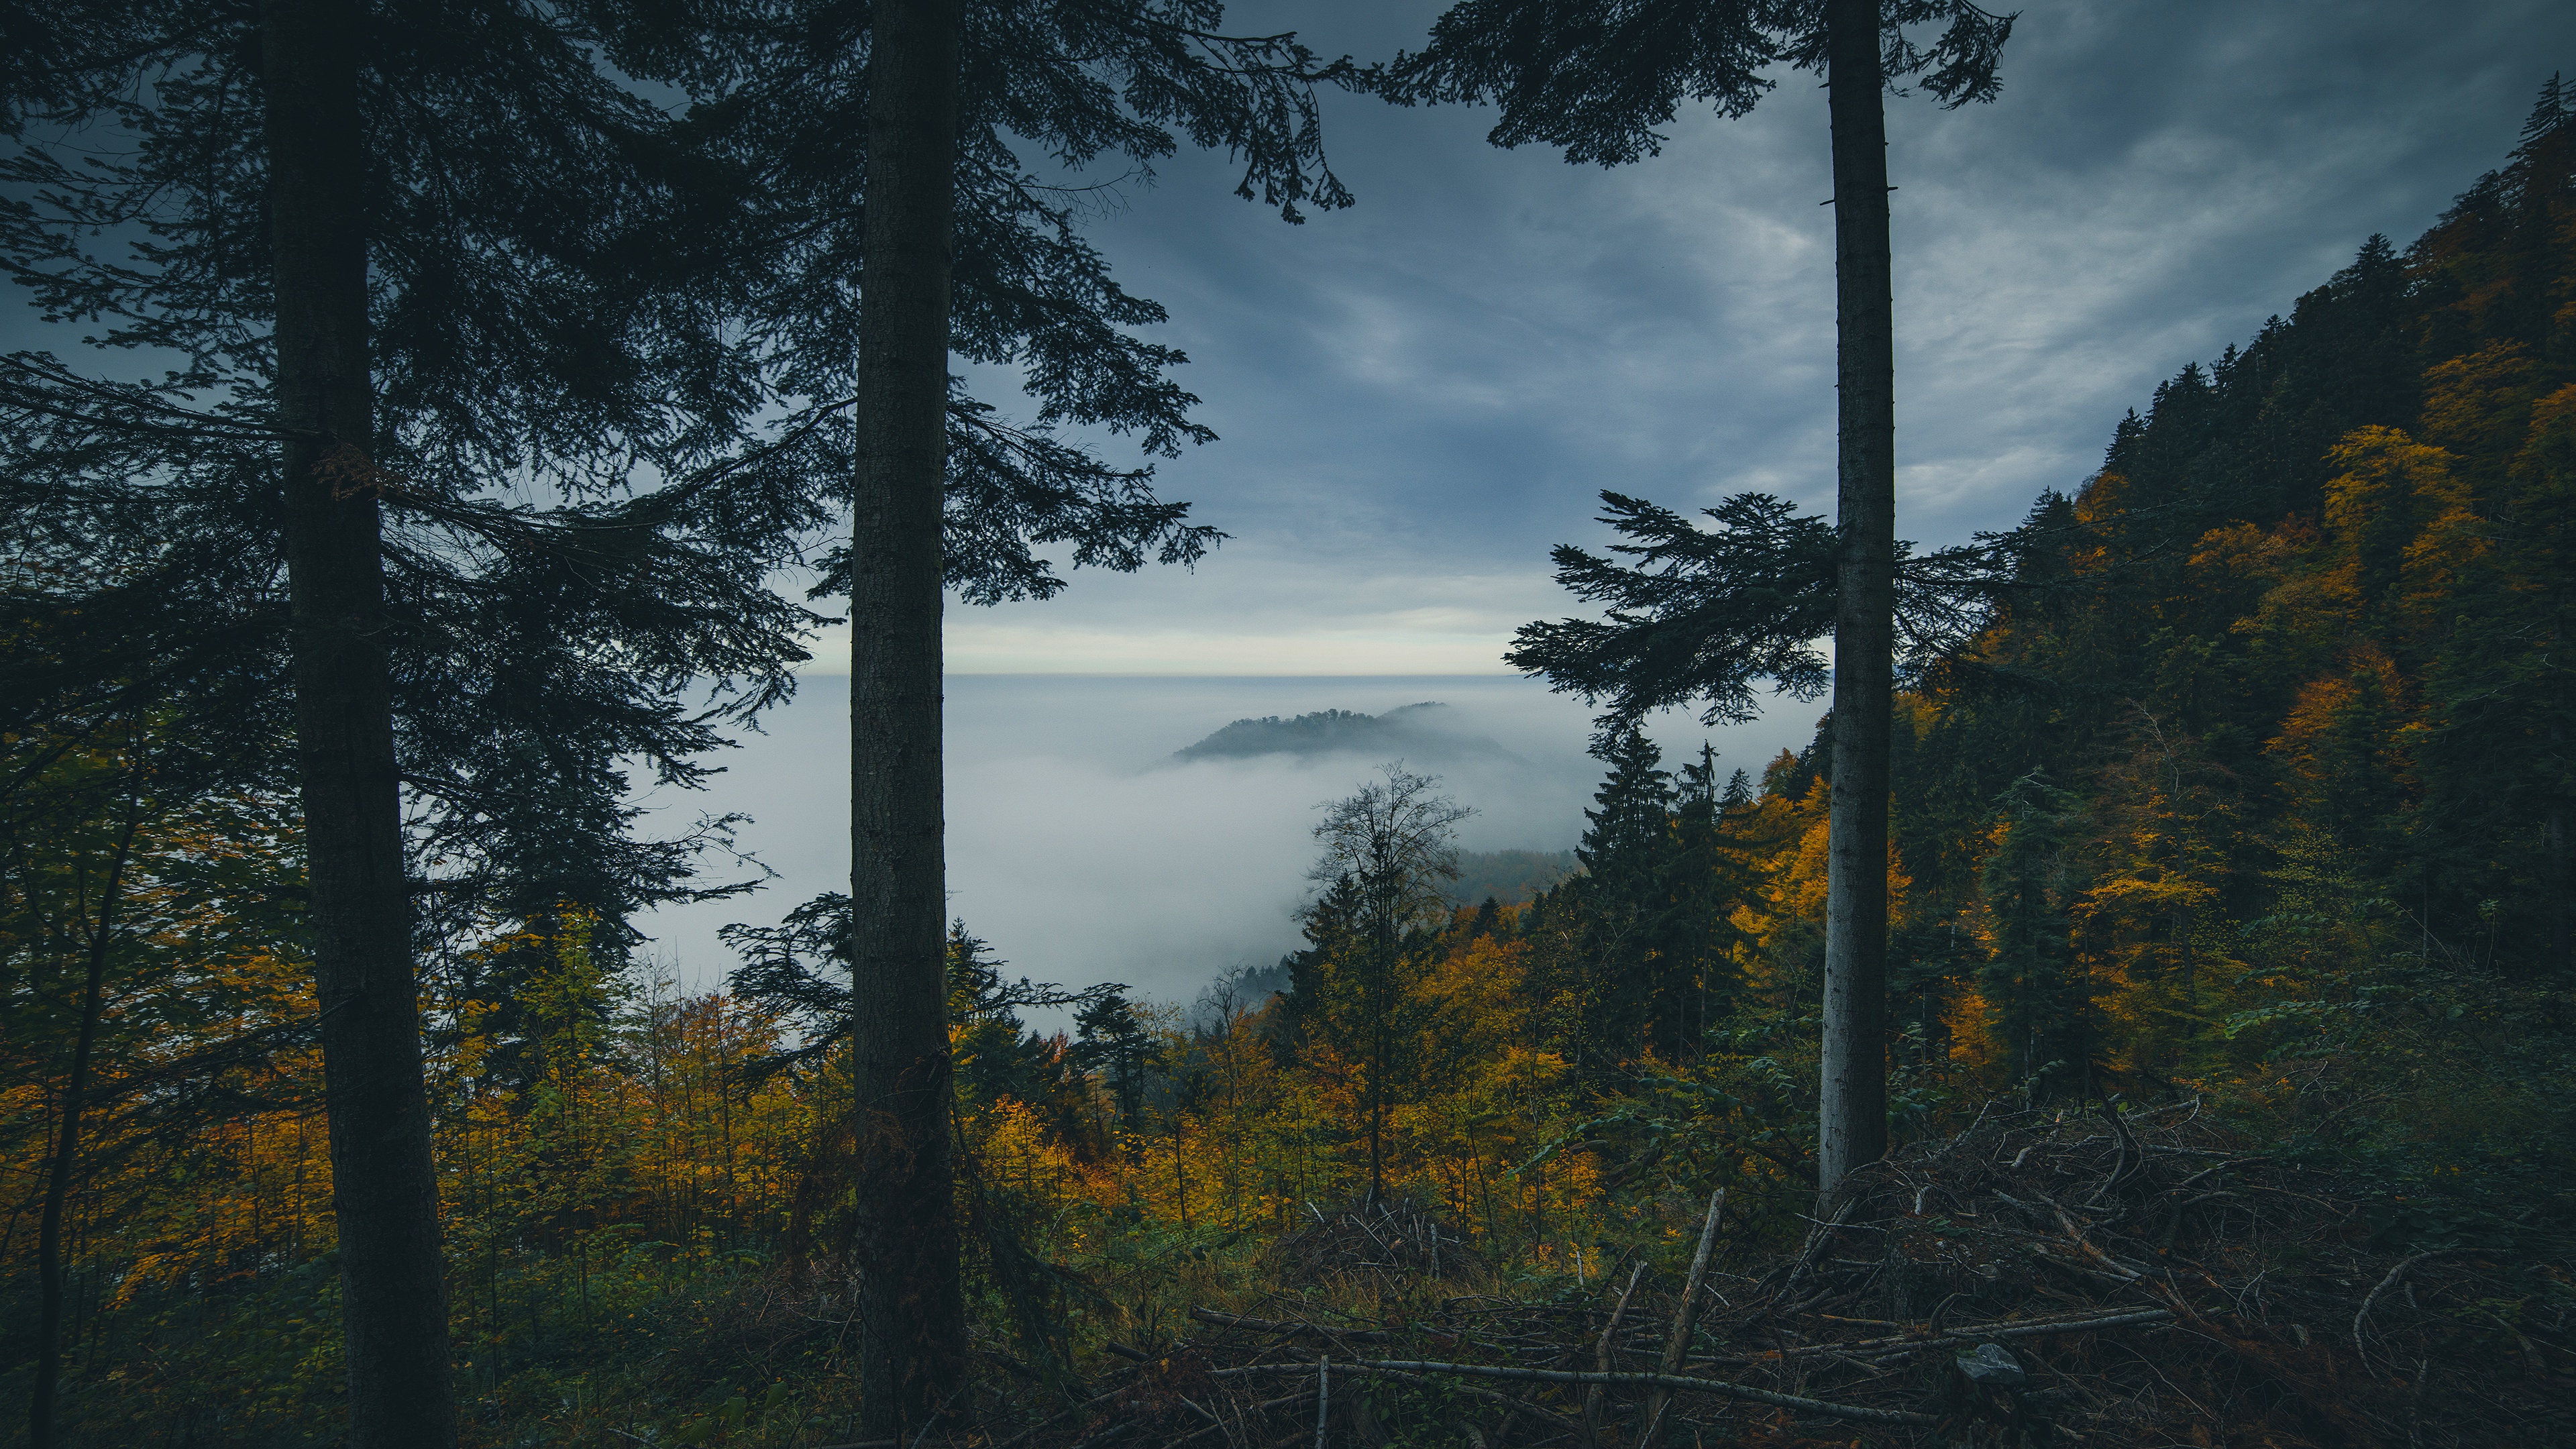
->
[846, 1099, 2575, 1449]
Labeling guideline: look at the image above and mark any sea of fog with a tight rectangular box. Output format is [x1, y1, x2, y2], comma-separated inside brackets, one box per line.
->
[630, 675, 1817, 1010]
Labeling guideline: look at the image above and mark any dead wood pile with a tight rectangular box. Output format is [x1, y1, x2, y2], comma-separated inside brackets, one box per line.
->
[1262, 1197, 1490, 1291]
[994, 1101, 2571, 1448]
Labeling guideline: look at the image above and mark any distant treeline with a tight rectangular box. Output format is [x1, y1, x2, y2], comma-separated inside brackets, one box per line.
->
[1443, 848, 1577, 907]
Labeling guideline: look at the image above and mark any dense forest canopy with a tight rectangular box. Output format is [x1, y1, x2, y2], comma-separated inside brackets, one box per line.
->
[5, 12, 2575, 1449]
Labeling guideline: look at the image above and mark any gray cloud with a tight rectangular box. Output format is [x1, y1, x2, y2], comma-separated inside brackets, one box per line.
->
[900, 0, 2574, 670]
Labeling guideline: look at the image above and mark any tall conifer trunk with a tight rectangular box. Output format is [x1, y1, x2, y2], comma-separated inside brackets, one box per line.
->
[262, 3, 458, 1443]
[1817, 0, 1895, 1203]
[850, 0, 969, 1438]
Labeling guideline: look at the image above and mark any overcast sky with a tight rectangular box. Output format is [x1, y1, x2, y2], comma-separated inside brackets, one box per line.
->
[875, 0, 2576, 676]
[17, 1, 2571, 997]
[14, 3, 2563, 675]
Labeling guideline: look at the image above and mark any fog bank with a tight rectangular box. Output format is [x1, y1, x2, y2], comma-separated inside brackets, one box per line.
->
[632, 675, 1814, 1008]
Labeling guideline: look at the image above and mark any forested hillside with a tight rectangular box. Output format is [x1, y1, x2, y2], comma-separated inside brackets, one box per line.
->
[1172, 705, 1508, 764]
[7, 59, 2576, 1449]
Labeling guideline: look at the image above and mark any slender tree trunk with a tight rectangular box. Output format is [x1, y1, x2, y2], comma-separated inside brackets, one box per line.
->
[1817, 0, 1895, 1205]
[30, 808, 139, 1448]
[850, 0, 969, 1439]
[2551, 597, 2567, 974]
[1366, 919, 1395, 1202]
[2551, 797, 2568, 976]
[262, 3, 458, 1444]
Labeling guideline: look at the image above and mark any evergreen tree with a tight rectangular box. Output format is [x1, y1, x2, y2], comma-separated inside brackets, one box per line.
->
[1568, 727, 1674, 1070]
[1073, 992, 1167, 1144]
[1298, 766, 1470, 1201]
[841, 1, 975, 1432]
[584, 6, 1358, 1431]
[1580, 729, 1677, 879]
[1664, 743, 1750, 1058]
[1978, 768, 2084, 1098]
[5, 8, 824, 1443]
[1391, 0, 2016, 1195]
[10, 2, 1363, 1433]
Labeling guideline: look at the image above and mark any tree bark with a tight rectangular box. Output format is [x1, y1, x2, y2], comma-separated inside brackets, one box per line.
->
[29, 806, 139, 1448]
[850, 0, 969, 1440]
[1818, 0, 1895, 1204]
[262, 3, 458, 1444]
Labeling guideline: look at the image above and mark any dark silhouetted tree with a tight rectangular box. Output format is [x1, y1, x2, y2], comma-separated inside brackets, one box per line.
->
[593, 4, 1358, 1432]
[3, 7, 824, 1442]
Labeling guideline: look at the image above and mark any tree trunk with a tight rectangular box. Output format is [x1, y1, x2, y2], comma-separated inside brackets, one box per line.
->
[2552, 800, 2569, 976]
[29, 808, 139, 1448]
[850, 0, 969, 1440]
[262, 3, 458, 1445]
[1367, 923, 1389, 1203]
[2551, 613, 2567, 975]
[1817, 0, 1895, 1205]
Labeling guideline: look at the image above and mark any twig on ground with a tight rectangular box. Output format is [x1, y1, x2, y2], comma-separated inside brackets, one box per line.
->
[2355, 1249, 2460, 1357]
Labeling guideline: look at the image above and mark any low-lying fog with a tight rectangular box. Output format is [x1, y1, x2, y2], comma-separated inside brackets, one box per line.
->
[632, 675, 1814, 1010]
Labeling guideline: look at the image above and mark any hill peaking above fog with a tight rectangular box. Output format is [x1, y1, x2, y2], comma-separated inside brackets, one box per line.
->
[1169, 702, 1515, 765]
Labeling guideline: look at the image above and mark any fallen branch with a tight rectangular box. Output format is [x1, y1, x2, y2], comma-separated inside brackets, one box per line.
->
[1187, 1307, 1393, 1343]
[1770, 1195, 1855, 1309]
[1245, 1358, 1939, 1427]
[1641, 1187, 1727, 1448]
[2354, 1249, 2459, 1352]
[1761, 1309, 2178, 1363]
[1585, 1260, 1648, 1438]
[987, 1389, 1126, 1449]
[2165, 1156, 2271, 1196]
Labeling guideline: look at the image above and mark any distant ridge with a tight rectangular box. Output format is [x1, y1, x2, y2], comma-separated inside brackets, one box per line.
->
[1170, 702, 1512, 764]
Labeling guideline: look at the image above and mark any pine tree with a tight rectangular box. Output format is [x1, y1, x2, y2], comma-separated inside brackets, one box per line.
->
[258, 17, 458, 1435]
[1978, 769, 2084, 1098]
[586, 7, 1357, 1430]
[5, 8, 826, 1442]
[1395, 0, 2015, 1195]
[1569, 727, 1675, 1070]
[841, 2, 975, 1432]
[1300, 767, 1470, 1201]
[1073, 993, 1167, 1144]
[11, 3, 1362, 1433]
[1665, 743, 1750, 1059]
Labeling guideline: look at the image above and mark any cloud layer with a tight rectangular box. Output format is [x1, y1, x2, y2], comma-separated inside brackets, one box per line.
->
[794, 0, 2576, 676]
[637, 676, 1815, 1006]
